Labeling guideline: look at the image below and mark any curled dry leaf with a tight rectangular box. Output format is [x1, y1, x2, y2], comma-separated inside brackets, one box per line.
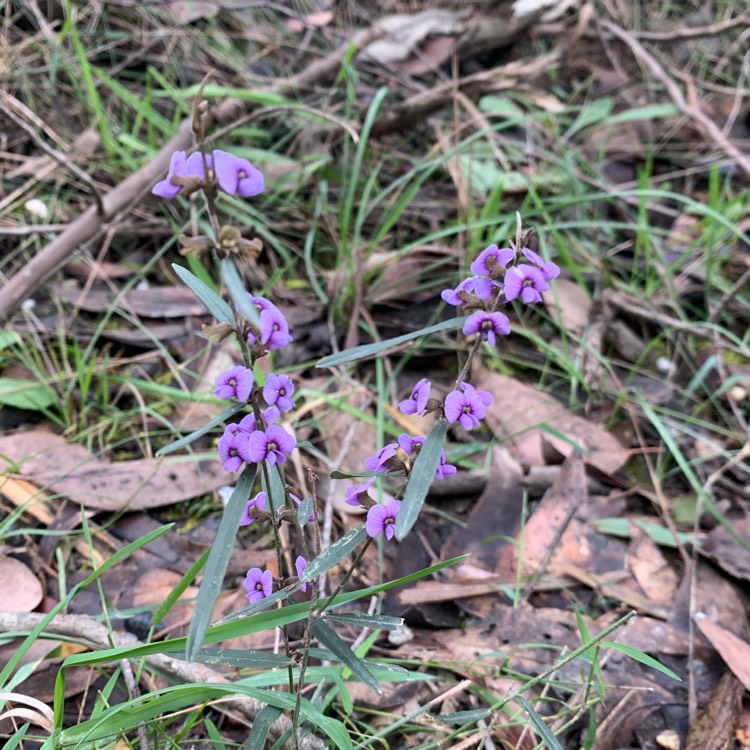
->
[0, 554, 43, 612]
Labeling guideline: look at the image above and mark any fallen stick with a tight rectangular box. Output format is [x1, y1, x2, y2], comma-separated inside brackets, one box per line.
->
[0, 610, 324, 749]
[0, 28, 379, 323]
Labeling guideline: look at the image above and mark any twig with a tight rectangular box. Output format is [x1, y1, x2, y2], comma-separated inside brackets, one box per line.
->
[598, 18, 750, 181]
[0, 93, 105, 216]
[0, 611, 324, 749]
[0, 27, 382, 323]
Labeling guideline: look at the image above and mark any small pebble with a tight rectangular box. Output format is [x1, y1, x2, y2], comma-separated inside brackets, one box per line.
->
[388, 622, 414, 646]
[656, 356, 674, 375]
[24, 198, 49, 220]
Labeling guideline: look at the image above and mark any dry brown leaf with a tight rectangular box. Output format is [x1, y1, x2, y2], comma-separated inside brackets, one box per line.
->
[694, 616, 750, 692]
[542, 277, 591, 336]
[0, 555, 43, 612]
[627, 525, 679, 606]
[473, 366, 628, 474]
[0, 429, 231, 511]
[685, 670, 744, 750]
[702, 516, 750, 582]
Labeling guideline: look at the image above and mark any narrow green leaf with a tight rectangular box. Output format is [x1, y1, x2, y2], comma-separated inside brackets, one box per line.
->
[167, 648, 289, 668]
[602, 641, 681, 681]
[221, 258, 260, 327]
[0, 378, 57, 410]
[517, 696, 564, 750]
[301, 524, 368, 581]
[593, 517, 698, 548]
[325, 612, 403, 630]
[434, 709, 490, 725]
[395, 419, 448, 540]
[316, 317, 467, 367]
[296, 496, 314, 526]
[245, 704, 282, 750]
[3, 723, 29, 750]
[312, 620, 381, 694]
[156, 402, 245, 456]
[173, 264, 235, 325]
[186, 465, 256, 661]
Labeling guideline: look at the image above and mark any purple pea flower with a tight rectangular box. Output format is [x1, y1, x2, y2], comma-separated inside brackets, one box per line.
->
[295, 555, 309, 592]
[240, 491, 267, 525]
[460, 381, 493, 407]
[345, 476, 376, 506]
[363, 442, 399, 473]
[214, 365, 254, 401]
[244, 567, 273, 603]
[397, 434, 456, 480]
[441, 276, 497, 306]
[522, 248, 560, 281]
[444, 388, 488, 430]
[218, 429, 244, 472]
[238, 413, 258, 435]
[462, 310, 511, 346]
[366, 500, 402, 541]
[470, 245, 515, 277]
[264, 373, 295, 412]
[245, 424, 296, 466]
[152, 151, 209, 198]
[249, 297, 294, 350]
[212, 149, 265, 197]
[504, 264, 549, 304]
[398, 378, 431, 415]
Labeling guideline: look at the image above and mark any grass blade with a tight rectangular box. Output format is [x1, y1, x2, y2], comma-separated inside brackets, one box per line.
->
[312, 619, 381, 694]
[395, 419, 448, 540]
[325, 612, 403, 630]
[316, 318, 467, 367]
[173, 264, 235, 325]
[156, 402, 245, 456]
[245, 704, 282, 750]
[186, 465, 256, 661]
[517, 695, 564, 750]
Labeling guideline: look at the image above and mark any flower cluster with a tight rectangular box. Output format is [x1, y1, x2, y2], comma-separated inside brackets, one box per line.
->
[152, 149, 264, 199]
[442, 244, 560, 344]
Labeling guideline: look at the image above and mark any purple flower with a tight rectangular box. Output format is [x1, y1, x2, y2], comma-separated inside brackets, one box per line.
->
[213, 149, 265, 198]
[237, 413, 258, 435]
[366, 500, 402, 540]
[522, 248, 560, 281]
[460, 381, 493, 407]
[152, 151, 208, 198]
[398, 378, 431, 415]
[214, 366, 254, 401]
[244, 567, 273, 603]
[504, 264, 549, 304]
[240, 491, 267, 525]
[244, 424, 296, 466]
[444, 388, 488, 430]
[262, 406, 280, 424]
[295, 555, 309, 592]
[435, 450, 457, 480]
[397, 434, 455, 480]
[345, 476, 376, 506]
[462, 310, 511, 346]
[363, 442, 399, 473]
[289, 492, 316, 523]
[264, 373, 295, 412]
[441, 276, 497, 306]
[218, 430, 244, 472]
[249, 297, 294, 350]
[470, 245, 515, 277]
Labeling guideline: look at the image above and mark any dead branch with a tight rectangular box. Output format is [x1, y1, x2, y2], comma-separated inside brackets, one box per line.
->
[0, 610, 324, 750]
[598, 18, 750, 181]
[0, 27, 381, 324]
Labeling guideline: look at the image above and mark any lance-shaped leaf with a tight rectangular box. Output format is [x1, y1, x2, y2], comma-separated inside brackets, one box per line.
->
[167, 648, 290, 669]
[316, 317, 467, 368]
[173, 264, 234, 325]
[186, 465, 256, 661]
[312, 619, 381, 694]
[516, 696, 564, 750]
[300, 524, 368, 582]
[221, 258, 260, 327]
[156, 402, 245, 457]
[394, 419, 448, 539]
[325, 612, 403, 630]
[245, 704, 282, 750]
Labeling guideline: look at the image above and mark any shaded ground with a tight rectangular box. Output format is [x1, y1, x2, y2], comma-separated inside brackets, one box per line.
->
[1, 1, 750, 748]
